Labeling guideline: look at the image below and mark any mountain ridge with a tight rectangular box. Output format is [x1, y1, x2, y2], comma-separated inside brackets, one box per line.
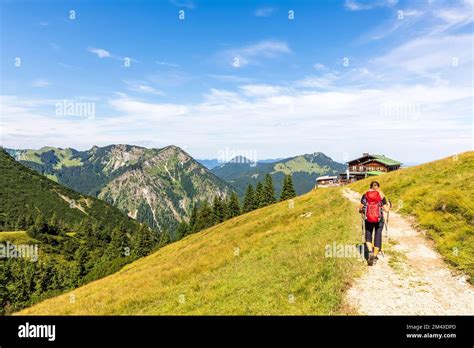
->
[6, 144, 233, 233]
[211, 151, 346, 196]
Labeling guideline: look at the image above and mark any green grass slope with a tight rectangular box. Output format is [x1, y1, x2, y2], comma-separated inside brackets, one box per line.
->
[0, 231, 37, 245]
[18, 188, 363, 315]
[349, 151, 473, 280]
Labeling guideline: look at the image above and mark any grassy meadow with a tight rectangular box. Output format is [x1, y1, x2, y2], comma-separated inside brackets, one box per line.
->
[18, 188, 364, 315]
[0, 231, 38, 245]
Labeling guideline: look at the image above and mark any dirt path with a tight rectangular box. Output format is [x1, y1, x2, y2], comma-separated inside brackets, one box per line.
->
[343, 188, 474, 315]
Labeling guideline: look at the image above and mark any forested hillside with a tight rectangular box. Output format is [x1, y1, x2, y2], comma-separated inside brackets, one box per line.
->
[0, 149, 159, 314]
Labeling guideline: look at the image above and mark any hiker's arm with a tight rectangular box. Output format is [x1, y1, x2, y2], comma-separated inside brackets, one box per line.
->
[359, 194, 366, 213]
[382, 197, 391, 212]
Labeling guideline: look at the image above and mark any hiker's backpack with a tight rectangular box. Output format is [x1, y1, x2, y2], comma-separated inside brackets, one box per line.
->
[365, 190, 382, 223]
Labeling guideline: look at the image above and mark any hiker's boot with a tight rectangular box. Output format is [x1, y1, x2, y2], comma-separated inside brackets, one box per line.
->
[367, 251, 375, 266]
[373, 256, 379, 265]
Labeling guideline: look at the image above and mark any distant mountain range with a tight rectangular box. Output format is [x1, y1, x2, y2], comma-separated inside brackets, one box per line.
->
[197, 159, 221, 170]
[6, 145, 233, 233]
[6, 145, 346, 231]
[197, 158, 284, 169]
[211, 152, 347, 196]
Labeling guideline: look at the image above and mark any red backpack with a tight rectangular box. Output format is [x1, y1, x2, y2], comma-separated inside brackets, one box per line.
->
[365, 190, 382, 223]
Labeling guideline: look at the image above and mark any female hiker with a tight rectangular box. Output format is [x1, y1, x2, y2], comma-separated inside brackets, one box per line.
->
[359, 180, 391, 266]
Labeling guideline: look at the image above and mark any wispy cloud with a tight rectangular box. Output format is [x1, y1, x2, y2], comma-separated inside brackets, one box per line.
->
[123, 81, 164, 96]
[357, 0, 473, 42]
[2, 60, 471, 161]
[431, 0, 474, 34]
[239, 84, 287, 97]
[371, 34, 473, 83]
[254, 7, 277, 17]
[87, 47, 138, 65]
[155, 61, 180, 68]
[170, 0, 195, 9]
[209, 74, 254, 83]
[50, 43, 61, 52]
[295, 73, 340, 89]
[147, 70, 192, 87]
[88, 47, 112, 59]
[313, 63, 326, 71]
[108, 93, 188, 119]
[218, 40, 291, 67]
[344, 0, 398, 11]
[31, 79, 50, 88]
[360, 9, 424, 42]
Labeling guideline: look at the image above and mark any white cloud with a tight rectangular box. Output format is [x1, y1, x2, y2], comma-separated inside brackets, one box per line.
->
[357, 0, 472, 42]
[123, 81, 164, 96]
[345, 0, 398, 11]
[2, 68, 472, 161]
[50, 43, 61, 51]
[208, 74, 254, 83]
[313, 63, 326, 71]
[431, 0, 474, 34]
[371, 34, 473, 78]
[87, 47, 137, 65]
[202, 88, 244, 105]
[254, 7, 277, 17]
[219, 40, 291, 67]
[295, 73, 340, 89]
[155, 61, 180, 67]
[88, 47, 112, 59]
[32, 79, 50, 88]
[239, 40, 290, 58]
[170, 0, 195, 9]
[108, 94, 188, 119]
[239, 84, 287, 97]
[147, 70, 191, 87]
[402, 9, 424, 17]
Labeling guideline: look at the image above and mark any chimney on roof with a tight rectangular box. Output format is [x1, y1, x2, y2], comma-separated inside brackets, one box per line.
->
[363, 152, 369, 156]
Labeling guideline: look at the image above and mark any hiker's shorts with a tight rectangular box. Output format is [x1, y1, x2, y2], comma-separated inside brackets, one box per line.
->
[365, 220, 384, 248]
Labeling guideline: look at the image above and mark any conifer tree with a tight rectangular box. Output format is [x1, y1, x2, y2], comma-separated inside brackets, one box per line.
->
[132, 225, 157, 257]
[158, 229, 172, 247]
[226, 192, 241, 218]
[280, 174, 297, 201]
[242, 184, 256, 213]
[109, 226, 129, 257]
[194, 201, 213, 232]
[175, 221, 189, 240]
[261, 174, 276, 206]
[28, 213, 48, 237]
[255, 181, 265, 208]
[212, 196, 225, 224]
[188, 205, 199, 233]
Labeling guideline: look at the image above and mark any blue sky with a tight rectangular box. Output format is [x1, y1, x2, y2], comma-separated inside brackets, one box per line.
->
[1, 0, 473, 162]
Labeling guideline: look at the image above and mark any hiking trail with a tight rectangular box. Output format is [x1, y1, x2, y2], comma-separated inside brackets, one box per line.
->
[342, 188, 473, 315]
